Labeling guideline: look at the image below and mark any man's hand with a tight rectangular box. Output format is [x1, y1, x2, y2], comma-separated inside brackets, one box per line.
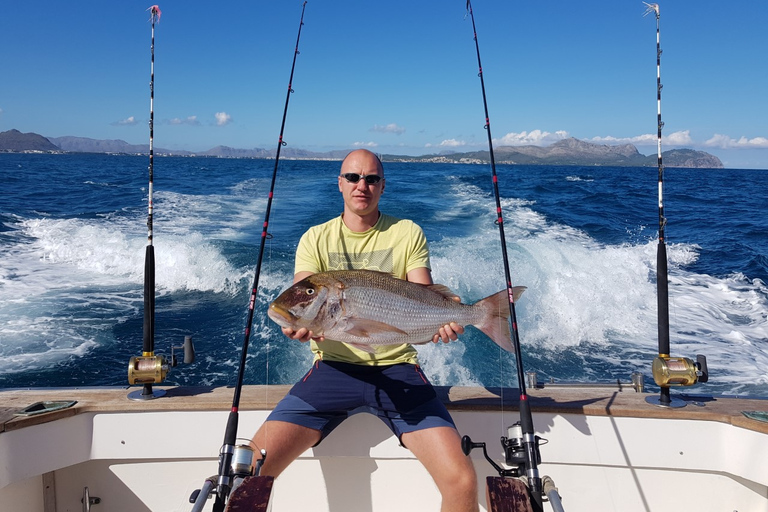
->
[433, 322, 465, 344]
[432, 293, 464, 343]
[282, 327, 324, 343]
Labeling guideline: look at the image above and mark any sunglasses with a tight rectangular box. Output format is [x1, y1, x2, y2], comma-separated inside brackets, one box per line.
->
[341, 173, 383, 185]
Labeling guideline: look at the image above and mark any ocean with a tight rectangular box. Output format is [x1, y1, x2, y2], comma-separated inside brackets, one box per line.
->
[1, 153, 766, 396]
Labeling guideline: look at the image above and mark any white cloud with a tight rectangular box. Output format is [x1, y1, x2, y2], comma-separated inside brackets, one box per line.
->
[705, 134, 768, 149]
[352, 141, 378, 148]
[665, 130, 694, 145]
[370, 123, 405, 135]
[592, 134, 649, 145]
[591, 130, 692, 147]
[112, 116, 137, 126]
[168, 116, 200, 126]
[0, 107, 4, 116]
[495, 130, 569, 146]
[215, 112, 232, 126]
[437, 139, 466, 147]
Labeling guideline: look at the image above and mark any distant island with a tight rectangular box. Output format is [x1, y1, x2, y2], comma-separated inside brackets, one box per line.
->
[0, 129, 723, 168]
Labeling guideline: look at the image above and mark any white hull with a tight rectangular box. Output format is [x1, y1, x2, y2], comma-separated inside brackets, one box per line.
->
[2, 385, 767, 511]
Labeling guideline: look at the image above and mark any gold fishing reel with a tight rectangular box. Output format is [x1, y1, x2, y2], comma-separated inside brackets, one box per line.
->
[127, 335, 195, 400]
[128, 354, 170, 385]
[651, 354, 709, 388]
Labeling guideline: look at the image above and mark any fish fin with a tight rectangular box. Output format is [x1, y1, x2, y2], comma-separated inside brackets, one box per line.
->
[346, 342, 377, 354]
[344, 318, 409, 338]
[473, 287, 526, 352]
[427, 284, 462, 302]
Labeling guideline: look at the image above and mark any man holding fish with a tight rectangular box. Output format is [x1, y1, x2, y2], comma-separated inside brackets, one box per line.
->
[252, 149, 519, 512]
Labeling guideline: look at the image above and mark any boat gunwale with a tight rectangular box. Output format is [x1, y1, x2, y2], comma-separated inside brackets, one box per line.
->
[2, 384, 767, 435]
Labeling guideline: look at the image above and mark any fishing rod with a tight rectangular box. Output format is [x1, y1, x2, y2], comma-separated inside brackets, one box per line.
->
[643, 2, 708, 409]
[460, 1, 544, 510]
[127, 4, 169, 401]
[196, 3, 308, 511]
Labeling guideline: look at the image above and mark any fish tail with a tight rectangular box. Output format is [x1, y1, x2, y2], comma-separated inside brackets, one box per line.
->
[474, 287, 526, 352]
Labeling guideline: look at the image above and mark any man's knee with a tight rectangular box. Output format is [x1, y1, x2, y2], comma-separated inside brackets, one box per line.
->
[440, 463, 480, 512]
[251, 421, 322, 478]
[455, 462, 479, 495]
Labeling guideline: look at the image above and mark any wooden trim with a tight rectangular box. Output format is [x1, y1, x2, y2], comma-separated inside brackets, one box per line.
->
[1, 385, 767, 435]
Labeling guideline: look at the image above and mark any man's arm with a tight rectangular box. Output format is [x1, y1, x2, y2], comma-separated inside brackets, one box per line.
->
[406, 267, 465, 344]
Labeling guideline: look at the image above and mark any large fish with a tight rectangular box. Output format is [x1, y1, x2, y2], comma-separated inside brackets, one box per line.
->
[267, 270, 525, 352]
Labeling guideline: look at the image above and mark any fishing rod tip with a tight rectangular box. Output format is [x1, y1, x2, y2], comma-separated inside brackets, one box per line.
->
[642, 2, 659, 17]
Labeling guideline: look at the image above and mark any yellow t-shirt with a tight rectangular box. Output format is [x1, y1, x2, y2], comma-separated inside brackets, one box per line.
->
[294, 213, 430, 365]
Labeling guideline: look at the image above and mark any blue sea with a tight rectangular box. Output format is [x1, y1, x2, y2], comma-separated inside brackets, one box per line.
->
[1, 153, 766, 396]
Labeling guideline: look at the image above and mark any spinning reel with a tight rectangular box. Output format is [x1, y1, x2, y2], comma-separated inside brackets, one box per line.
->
[462, 421, 543, 478]
[189, 441, 266, 512]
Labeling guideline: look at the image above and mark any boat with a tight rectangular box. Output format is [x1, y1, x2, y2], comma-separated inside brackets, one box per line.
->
[3, 4, 766, 511]
[2, 379, 768, 511]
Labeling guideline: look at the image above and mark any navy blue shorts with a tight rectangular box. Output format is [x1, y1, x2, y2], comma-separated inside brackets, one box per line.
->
[266, 360, 456, 444]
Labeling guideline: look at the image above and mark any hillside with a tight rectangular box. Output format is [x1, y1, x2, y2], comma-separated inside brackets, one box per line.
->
[0, 129, 60, 152]
[394, 138, 723, 168]
[0, 130, 724, 168]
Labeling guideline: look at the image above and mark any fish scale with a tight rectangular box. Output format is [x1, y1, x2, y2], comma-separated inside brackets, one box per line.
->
[268, 270, 524, 351]
[340, 286, 483, 342]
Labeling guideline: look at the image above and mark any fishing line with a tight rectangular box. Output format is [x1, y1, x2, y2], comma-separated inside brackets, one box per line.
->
[464, 1, 543, 509]
[208, 3, 308, 510]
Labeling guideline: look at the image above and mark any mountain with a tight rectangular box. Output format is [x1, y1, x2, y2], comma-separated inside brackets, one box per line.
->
[0, 129, 60, 152]
[650, 148, 723, 169]
[199, 145, 271, 158]
[398, 138, 723, 168]
[0, 130, 724, 168]
[47, 136, 193, 156]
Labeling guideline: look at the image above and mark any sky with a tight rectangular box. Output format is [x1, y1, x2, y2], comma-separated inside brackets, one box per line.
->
[1, 0, 766, 169]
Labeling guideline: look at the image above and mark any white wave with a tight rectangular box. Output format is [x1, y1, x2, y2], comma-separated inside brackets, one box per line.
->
[424, 178, 768, 392]
[153, 187, 268, 242]
[0, 186, 261, 372]
[13, 217, 243, 294]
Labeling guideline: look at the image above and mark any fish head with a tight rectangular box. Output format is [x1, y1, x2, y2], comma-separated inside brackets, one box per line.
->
[267, 274, 340, 333]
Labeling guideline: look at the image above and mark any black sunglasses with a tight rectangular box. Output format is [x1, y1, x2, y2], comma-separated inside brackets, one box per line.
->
[341, 173, 383, 185]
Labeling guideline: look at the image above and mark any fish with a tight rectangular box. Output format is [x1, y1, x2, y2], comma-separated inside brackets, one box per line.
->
[267, 270, 525, 353]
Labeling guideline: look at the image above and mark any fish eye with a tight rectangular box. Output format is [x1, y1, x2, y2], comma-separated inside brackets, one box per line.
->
[305, 288, 315, 295]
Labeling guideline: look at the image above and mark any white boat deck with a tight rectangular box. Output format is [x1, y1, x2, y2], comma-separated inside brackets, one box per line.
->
[2, 385, 767, 511]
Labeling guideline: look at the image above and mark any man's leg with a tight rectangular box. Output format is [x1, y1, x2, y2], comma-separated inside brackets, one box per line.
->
[402, 426, 480, 512]
[251, 420, 322, 478]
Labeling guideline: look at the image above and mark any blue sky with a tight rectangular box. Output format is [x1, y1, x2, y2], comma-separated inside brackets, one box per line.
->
[1, 1, 765, 169]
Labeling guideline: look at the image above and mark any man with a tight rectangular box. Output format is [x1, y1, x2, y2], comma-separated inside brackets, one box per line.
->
[251, 149, 478, 512]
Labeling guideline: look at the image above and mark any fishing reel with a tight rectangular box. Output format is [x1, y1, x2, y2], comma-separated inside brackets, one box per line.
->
[651, 354, 709, 387]
[462, 421, 543, 478]
[502, 422, 542, 474]
[646, 354, 709, 408]
[127, 335, 195, 400]
[189, 441, 266, 512]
